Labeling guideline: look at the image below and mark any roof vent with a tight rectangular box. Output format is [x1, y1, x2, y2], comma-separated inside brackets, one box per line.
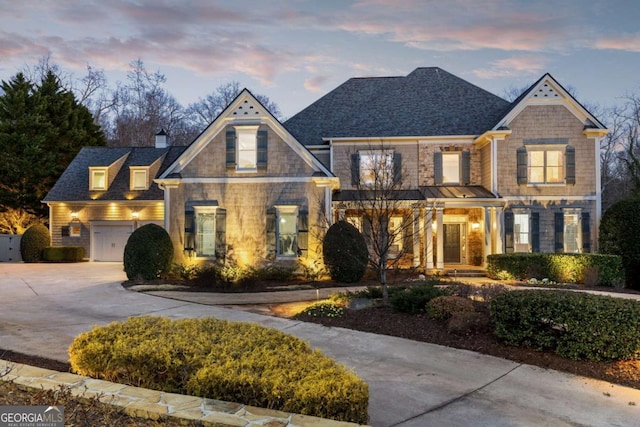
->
[155, 129, 168, 148]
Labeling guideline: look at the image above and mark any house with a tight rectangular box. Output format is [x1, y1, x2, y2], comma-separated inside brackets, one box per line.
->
[285, 67, 608, 269]
[44, 68, 608, 270]
[44, 91, 338, 264]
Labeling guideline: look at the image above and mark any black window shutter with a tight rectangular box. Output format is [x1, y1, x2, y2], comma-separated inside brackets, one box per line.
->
[531, 212, 540, 253]
[184, 209, 194, 252]
[504, 211, 514, 253]
[517, 146, 527, 185]
[351, 153, 360, 185]
[297, 210, 308, 257]
[215, 209, 226, 259]
[565, 145, 576, 185]
[226, 130, 236, 169]
[393, 152, 402, 185]
[554, 212, 564, 253]
[581, 212, 591, 253]
[461, 150, 471, 185]
[434, 151, 443, 185]
[266, 208, 277, 259]
[257, 130, 268, 170]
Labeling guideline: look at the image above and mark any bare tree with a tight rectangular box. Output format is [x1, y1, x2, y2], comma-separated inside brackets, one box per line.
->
[0, 208, 41, 234]
[345, 143, 416, 300]
[185, 81, 283, 131]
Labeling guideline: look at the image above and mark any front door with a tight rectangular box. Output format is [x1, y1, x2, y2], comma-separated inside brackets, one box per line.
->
[443, 224, 461, 263]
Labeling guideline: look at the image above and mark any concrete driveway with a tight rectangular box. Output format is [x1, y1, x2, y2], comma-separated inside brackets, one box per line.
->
[1, 262, 639, 426]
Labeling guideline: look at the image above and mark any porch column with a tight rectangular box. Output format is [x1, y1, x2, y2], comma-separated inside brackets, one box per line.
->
[436, 207, 444, 270]
[337, 203, 346, 222]
[495, 207, 504, 254]
[412, 207, 421, 268]
[425, 207, 434, 269]
[484, 207, 492, 267]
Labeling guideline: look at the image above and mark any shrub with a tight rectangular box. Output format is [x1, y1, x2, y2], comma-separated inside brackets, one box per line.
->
[42, 246, 85, 262]
[298, 301, 345, 318]
[254, 263, 295, 281]
[447, 311, 490, 335]
[490, 290, 640, 361]
[486, 253, 623, 286]
[123, 224, 174, 280]
[20, 223, 50, 262]
[426, 296, 474, 320]
[600, 198, 640, 289]
[389, 283, 445, 314]
[322, 221, 368, 283]
[69, 317, 368, 423]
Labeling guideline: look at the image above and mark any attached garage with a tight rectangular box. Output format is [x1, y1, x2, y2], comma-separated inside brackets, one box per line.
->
[91, 223, 133, 262]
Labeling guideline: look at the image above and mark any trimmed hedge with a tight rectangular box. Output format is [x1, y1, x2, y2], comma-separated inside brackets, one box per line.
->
[322, 221, 369, 283]
[20, 223, 50, 262]
[426, 295, 475, 320]
[69, 317, 369, 423]
[123, 224, 174, 280]
[490, 290, 640, 361]
[486, 253, 623, 286]
[389, 283, 445, 314]
[43, 246, 85, 262]
[599, 197, 640, 289]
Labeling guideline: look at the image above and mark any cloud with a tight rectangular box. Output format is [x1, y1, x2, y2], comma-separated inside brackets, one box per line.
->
[472, 55, 547, 79]
[304, 75, 330, 92]
[595, 34, 640, 52]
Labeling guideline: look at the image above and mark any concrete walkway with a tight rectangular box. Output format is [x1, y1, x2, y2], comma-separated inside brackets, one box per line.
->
[1, 262, 640, 426]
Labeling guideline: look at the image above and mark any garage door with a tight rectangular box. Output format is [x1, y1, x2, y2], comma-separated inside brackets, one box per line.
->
[92, 225, 133, 261]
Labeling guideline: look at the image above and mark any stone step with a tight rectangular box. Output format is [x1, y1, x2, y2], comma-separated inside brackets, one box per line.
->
[442, 269, 487, 278]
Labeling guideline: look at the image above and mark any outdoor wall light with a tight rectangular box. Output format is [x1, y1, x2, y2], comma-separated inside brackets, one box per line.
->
[70, 211, 79, 220]
[471, 222, 480, 230]
[131, 211, 139, 220]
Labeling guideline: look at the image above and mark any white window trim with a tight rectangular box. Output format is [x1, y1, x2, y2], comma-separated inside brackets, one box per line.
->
[193, 206, 218, 259]
[89, 168, 108, 190]
[442, 152, 461, 184]
[359, 150, 394, 187]
[130, 168, 149, 190]
[563, 208, 582, 254]
[527, 147, 564, 185]
[512, 209, 531, 253]
[275, 206, 298, 258]
[234, 125, 260, 173]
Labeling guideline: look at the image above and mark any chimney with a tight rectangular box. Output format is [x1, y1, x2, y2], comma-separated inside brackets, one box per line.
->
[155, 129, 167, 148]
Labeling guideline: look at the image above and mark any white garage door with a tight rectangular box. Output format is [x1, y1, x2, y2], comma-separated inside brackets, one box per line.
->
[92, 225, 133, 262]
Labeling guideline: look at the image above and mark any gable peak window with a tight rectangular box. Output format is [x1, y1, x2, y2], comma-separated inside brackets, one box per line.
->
[90, 168, 107, 190]
[234, 125, 259, 172]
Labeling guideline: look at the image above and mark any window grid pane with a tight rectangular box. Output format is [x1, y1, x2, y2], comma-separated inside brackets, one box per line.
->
[360, 152, 393, 186]
[278, 211, 297, 256]
[133, 170, 146, 189]
[514, 213, 530, 252]
[197, 213, 216, 257]
[442, 153, 460, 183]
[564, 213, 580, 253]
[92, 171, 106, 189]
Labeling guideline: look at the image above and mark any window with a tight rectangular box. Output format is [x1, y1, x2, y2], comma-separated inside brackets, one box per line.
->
[442, 153, 460, 183]
[388, 216, 404, 254]
[359, 151, 394, 186]
[564, 211, 581, 253]
[277, 207, 298, 257]
[528, 149, 564, 184]
[192, 206, 226, 258]
[90, 169, 107, 190]
[513, 212, 530, 252]
[234, 125, 260, 171]
[130, 169, 148, 190]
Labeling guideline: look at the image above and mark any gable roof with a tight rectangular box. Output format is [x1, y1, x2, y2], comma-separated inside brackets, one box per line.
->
[43, 146, 186, 202]
[284, 67, 512, 146]
[492, 73, 607, 131]
[159, 89, 334, 179]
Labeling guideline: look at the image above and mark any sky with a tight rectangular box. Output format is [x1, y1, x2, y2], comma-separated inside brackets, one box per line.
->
[1, 0, 639, 119]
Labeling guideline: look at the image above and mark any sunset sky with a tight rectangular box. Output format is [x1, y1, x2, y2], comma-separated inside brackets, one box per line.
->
[1, 0, 639, 118]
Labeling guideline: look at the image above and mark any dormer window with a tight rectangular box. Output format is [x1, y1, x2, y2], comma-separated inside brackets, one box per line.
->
[130, 168, 149, 190]
[90, 168, 107, 190]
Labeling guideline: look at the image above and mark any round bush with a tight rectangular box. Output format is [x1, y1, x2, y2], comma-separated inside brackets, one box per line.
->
[20, 223, 50, 263]
[322, 221, 368, 283]
[599, 198, 640, 289]
[123, 224, 174, 280]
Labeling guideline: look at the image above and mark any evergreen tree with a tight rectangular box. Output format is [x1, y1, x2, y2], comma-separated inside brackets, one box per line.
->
[0, 71, 105, 221]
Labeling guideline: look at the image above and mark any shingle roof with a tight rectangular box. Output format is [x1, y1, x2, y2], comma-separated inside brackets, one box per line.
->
[284, 67, 512, 146]
[420, 185, 496, 199]
[43, 146, 186, 202]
